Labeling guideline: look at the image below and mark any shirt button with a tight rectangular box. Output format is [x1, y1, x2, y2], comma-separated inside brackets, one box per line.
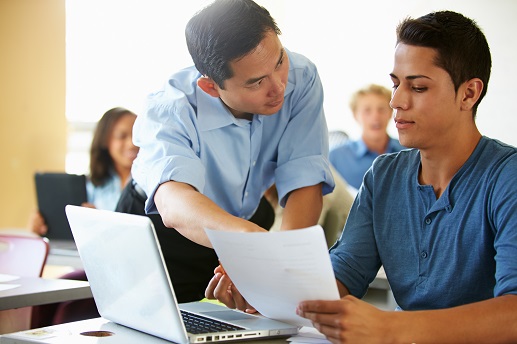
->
[252, 161, 256, 166]
[245, 192, 249, 197]
[421, 251, 428, 259]
[425, 218, 432, 225]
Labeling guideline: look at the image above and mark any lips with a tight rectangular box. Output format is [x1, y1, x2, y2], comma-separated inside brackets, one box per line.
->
[267, 99, 283, 107]
[394, 118, 414, 130]
[125, 150, 139, 160]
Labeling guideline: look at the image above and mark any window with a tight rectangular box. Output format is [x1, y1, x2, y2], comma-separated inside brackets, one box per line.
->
[66, 1, 516, 173]
[65, 0, 213, 173]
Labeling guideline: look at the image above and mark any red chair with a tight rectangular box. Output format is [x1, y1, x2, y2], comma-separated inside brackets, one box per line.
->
[0, 234, 49, 334]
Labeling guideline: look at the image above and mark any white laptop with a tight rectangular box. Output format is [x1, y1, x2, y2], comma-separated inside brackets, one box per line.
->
[64, 205, 298, 344]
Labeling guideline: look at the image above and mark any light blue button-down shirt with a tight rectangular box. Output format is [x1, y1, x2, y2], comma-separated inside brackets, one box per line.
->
[329, 137, 405, 190]
[86, 172, 122, 211]
[132, 49, 335, 219]
[330, 136, 517, 310]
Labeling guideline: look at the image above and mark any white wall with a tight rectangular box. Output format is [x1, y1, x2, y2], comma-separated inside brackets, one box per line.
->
[266, 0, 517, 144]
[66, 0, 517, 163]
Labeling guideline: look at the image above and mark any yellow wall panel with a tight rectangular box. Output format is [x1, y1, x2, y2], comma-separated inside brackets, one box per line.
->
[0, 0, 66, 228]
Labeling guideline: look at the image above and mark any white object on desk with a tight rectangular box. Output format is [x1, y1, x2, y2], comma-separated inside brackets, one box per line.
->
[0, 274, 19, 283]
[0, 285, 20, 292]
[288, 327, 331, 344]
[0, 274, 20, 292]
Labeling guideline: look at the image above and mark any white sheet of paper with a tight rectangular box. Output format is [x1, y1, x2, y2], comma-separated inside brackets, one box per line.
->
[288, 327, 332, 344]
[205, 226, 340, 327]
[0, 273, 19, 283]
[0, 283, 20, 291]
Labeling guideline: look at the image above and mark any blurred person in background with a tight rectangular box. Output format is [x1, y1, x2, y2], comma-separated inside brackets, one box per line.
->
[329, 84, 405, 192]
[29, 107, 138, 235]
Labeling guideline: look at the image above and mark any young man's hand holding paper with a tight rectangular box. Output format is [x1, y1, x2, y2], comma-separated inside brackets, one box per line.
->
[204, 226, 340, 327]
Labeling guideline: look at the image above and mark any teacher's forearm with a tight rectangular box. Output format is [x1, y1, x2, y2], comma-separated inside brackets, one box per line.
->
[281, 184, 323, 230]
[155, 181, 264, 247]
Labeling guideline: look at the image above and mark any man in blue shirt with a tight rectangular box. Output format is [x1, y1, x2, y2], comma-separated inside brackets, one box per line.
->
[329, 84, 405, 191]
[296, 11, 517, 343]
[209, 10, 517, 343]
[117, 0, 334, 302]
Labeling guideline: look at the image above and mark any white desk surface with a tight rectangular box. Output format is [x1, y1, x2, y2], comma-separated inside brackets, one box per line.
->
[0, 317, 288, 344]
[0, 276, 92, 311]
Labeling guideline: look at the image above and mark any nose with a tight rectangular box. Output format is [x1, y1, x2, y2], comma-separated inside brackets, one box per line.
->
[268, 74, 285, 97]
[390, 87, 408, 111]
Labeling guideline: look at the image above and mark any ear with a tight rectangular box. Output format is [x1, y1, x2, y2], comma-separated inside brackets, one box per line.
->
[197, 77, 221, 98]
[460, 78, 483, 111]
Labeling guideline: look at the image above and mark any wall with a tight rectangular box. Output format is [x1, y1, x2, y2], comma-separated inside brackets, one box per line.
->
[65, 0, 517, 149]
[0, 0, 66, 228]
[0, 1, 515, 228]
[275, 0, 517, 144]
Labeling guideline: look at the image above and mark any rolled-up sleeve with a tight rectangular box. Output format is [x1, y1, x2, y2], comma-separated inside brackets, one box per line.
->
[275, 55, 334, 207]
[493, 155, 517, 297]
[329, 171, 381, 298]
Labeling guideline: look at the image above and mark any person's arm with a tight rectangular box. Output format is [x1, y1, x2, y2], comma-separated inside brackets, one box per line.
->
[27, 210, 47, 236]
[155, 181, 266, 247]
[297, 294, 517, 343]
[280, 183, 323, 230]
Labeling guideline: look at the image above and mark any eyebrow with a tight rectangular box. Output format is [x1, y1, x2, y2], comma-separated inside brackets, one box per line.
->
[244, 48, 285, 86]
[389, 73, 431, 81]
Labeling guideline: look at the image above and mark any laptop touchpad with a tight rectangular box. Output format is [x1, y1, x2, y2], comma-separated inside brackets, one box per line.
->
[202, 311, 256, 321]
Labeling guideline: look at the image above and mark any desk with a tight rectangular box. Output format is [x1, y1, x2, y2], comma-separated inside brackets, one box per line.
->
[43, 256, 83, 279]
[45, 252, 82, 270]
[0, 317, 289, 344]
[0, 276, 92, 311]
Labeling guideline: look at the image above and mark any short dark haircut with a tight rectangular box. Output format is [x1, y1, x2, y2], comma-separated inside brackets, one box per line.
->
[185, 0, 281, 89]
[396, 11, 491, 117]
[90, 107, 136, 186]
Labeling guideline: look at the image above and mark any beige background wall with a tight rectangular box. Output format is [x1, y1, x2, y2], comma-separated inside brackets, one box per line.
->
[0, 0, 66, 228]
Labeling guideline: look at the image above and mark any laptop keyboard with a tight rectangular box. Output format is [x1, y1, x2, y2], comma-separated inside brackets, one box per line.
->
[181, 310, 245, 334]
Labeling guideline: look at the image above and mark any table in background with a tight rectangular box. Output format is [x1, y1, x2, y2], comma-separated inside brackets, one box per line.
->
[0, 276, 91, 311]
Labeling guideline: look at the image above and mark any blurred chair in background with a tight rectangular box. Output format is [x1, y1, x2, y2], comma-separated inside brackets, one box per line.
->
[0, 234, 49, 334]
[328, 130, 349, 151]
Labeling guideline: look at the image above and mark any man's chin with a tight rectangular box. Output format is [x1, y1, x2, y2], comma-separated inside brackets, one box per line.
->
[259, 103, 283, 116]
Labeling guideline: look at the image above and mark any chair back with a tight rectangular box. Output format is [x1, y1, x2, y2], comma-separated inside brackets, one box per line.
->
[328, 130, 349, 150]
[0, 234, 50, 334]
[0, 235, 49, 277]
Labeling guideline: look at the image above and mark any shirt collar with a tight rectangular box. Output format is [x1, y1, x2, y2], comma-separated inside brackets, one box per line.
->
[196, 90, 236, 131]
[354, 139, 369, 157]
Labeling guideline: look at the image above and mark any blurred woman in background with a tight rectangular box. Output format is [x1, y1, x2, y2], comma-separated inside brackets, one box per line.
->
[29, 107, 138, 234]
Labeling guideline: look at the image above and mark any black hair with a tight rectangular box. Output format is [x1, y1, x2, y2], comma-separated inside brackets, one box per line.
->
[89, 107, 136, 186]
[396, 11, 491, 117]
[185, 0, 281, 89]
